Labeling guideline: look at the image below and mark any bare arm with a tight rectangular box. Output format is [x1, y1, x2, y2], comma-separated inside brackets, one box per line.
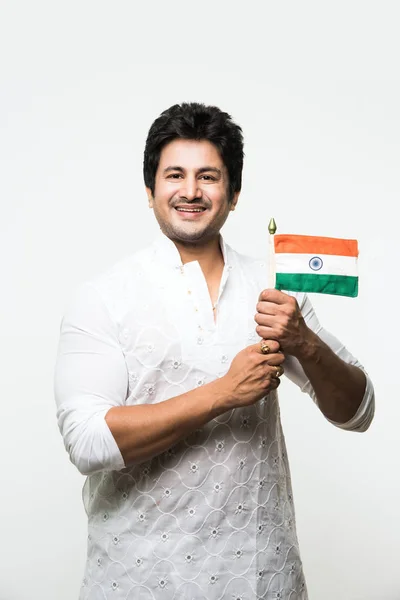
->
[106, 341, 284, 467]
[290, 327, 366, 423]
[105, 379, 226, 466]
[255, 289, 373, 427]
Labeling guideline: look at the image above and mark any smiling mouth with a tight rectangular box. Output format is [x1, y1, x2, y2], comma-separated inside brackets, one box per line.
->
[174, 207, 206, 213]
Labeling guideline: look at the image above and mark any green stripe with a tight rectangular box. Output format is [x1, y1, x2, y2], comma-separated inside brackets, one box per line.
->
[275, 273, 358, 297]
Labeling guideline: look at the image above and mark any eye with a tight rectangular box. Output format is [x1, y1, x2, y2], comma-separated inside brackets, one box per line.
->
[200, 175, 216, 181]
[167, 173, 183, 179]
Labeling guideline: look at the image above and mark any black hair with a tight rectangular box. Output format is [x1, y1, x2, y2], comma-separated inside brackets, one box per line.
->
[143, 102, 244, 201]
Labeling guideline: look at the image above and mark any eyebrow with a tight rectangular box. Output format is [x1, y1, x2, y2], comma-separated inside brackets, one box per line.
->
[163, 166, 222, 176]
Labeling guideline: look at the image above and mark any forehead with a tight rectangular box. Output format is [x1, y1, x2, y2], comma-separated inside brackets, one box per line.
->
[158, 139, 224, 170]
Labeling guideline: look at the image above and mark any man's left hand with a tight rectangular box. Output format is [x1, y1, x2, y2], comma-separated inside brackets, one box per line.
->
[255, 289, 312, 358]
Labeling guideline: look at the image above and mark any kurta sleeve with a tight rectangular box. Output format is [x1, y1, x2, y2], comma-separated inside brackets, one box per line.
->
[54, 282, 127, 475]
[283, 293, 375, 432]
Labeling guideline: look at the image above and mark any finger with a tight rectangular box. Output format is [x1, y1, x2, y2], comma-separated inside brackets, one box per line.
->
[255, 301, 280, 316]
[257, 339, 280, 355]
[261, 352, 285, 366]
[268, 377, 281, 391]
[267, 364, 285, 379]
[254, 312, 276, 327]
[259, 288, 295, 305]
[255, 325, 276, 340]
[263, 376, 281, 396]
[249, 340, 280, 355]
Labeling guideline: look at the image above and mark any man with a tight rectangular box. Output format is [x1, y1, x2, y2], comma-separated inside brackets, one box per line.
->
[54, 102, 374, 600]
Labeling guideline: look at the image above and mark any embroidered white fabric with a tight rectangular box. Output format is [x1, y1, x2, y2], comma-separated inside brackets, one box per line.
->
[54, 234, 374, 600]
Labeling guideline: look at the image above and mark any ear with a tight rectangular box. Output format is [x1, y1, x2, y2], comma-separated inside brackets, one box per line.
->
[230, 191, 240, 211]
[146, 187, 154, 208]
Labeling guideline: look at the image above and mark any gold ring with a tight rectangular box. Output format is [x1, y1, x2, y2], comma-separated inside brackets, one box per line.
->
[272, 366, 283, 379]
[260, 341, 271, 355]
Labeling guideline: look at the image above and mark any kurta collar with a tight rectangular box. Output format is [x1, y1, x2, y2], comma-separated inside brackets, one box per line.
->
[152, 232, 231, 269]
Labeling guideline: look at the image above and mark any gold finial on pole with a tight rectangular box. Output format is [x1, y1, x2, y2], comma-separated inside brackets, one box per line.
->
[268, 217, 277, 235]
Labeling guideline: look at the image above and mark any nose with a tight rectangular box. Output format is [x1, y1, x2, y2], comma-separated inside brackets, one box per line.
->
[179, 176, 202, 201]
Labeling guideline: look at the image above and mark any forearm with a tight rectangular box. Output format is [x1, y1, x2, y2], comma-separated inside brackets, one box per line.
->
[105, 377, 231, 467]
[295, 328, 367, 424]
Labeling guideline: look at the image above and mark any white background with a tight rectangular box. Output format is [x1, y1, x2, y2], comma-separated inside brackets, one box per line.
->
[1, 1, 399, 599]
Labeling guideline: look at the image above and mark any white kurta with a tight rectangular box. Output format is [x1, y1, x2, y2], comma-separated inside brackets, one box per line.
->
[54, 234, 374, 600]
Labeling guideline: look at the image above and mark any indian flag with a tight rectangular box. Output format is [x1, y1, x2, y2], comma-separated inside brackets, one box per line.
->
[274, 234, 359, 297]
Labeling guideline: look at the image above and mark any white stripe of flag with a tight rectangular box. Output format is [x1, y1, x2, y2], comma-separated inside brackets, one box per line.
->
[275, 253, 358, 277]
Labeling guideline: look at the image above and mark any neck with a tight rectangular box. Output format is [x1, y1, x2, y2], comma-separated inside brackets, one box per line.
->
[174, 236, 224, 277]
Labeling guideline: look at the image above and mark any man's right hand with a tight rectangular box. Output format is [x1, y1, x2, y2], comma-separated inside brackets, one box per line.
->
[220, 340, 284, 409]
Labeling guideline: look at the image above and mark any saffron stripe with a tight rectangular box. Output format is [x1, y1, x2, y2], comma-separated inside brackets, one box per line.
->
[274, 234, 358, 257]
[275, 273, 358, 297]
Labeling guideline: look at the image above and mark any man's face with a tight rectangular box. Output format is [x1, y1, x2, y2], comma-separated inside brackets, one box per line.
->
[146, 139, 239, 245]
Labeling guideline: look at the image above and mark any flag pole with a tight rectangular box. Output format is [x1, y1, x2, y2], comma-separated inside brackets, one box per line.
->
[268, 217, 277, 288]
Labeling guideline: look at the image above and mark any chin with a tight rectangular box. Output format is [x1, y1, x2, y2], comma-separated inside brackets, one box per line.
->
[163, 224, 212, 244]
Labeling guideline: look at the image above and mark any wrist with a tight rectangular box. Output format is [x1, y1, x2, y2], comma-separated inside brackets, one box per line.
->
[292, 328, 320, 362]
[208, 375, 237, 416]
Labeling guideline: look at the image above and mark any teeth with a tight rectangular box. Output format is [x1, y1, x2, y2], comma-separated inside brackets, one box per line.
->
[176, 208, 204, 212]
